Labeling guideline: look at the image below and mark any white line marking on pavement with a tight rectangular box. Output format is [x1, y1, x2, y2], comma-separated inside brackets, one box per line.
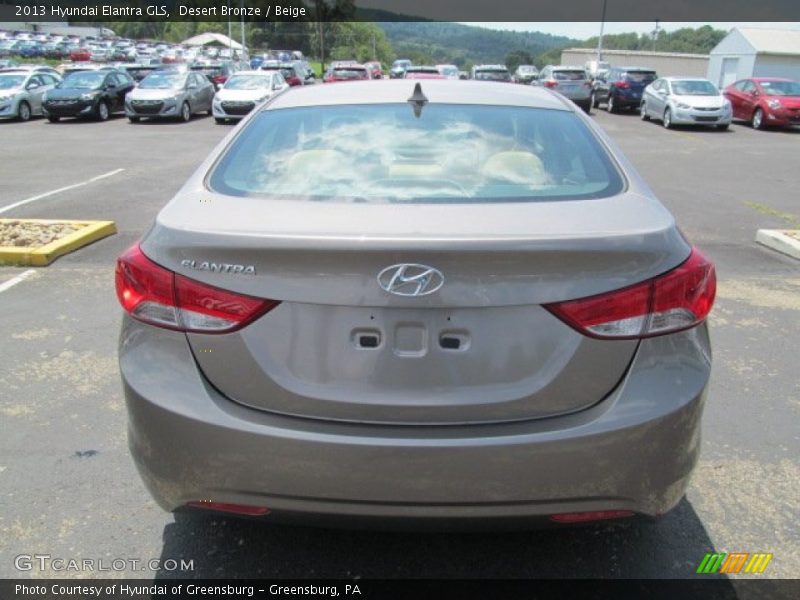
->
[0, 168, 125, 215]
[0, 269, 36, 294]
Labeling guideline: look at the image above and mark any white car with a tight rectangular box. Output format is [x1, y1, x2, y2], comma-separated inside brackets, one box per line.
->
[641, 77, 732, 130]
[436, 64, 459, 80]
[0, 68, 61, 121]
[212, 70, 289, 123]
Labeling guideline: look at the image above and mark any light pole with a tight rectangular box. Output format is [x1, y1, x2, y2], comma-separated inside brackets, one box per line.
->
[652, 19, 661, 52]
[597, 0, 608, 62]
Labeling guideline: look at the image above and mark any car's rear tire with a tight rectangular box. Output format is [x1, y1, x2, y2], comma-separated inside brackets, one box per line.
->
[663, 108, 673, 129]
[128, 116, 140, 123]
[17, 101, 31, 121]
[640, 102, 650, 121]
[47, 116, 60, 123]
[96, 101, 109, 121]
[752, 108, 765, 130]
[590, 92, 598, 108]
[180, 102, 191, 123]
[606, 94, 616, 113]
[580, 101, 591, 114]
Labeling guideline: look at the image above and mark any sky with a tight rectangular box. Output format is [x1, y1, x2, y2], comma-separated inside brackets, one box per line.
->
[462, 22, 800, 40]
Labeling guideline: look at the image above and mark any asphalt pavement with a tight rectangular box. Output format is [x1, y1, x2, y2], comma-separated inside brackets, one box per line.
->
[0, 107, 797, 580]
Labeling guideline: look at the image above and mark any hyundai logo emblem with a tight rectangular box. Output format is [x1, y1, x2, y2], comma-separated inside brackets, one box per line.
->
[377, 264, 445, 297]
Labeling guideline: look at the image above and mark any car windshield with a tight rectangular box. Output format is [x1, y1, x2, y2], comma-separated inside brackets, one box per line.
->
[760, 80, 800, 96]
[553, 70, 586, 81]
[333, 68, 366, 78]
[210, 104, 624, 203]
[475, 70, 510, 81]
[138, 72, 185, 89]
[624, 71, 656, 83]
[59, 72, 106, 89]
[440, 67, 459, 76]
[225, 74, 271, 90]
[0, 74, 25, 89]
[672, 80, 718, 96]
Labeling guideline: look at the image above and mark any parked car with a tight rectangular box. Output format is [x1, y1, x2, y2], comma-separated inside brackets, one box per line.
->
[514, 64, 539, 84]
[212, 70, 288, 123]
[404, 66, 445, 80]
[723, 78, 800, 129]
[534, 65, 592, 112]
[389, 59, 412, 79]
[125, 70, 214, 123]
[42, 68, 134, 122]
[0, 69, 61, 121]
[69, 46, 92, 62]
[592, 66, 657, 113]
[472, 65, 512, 83]
[436, 64, 460, 80]
[17, 41, 43, 59]
[192, 62, 240, 90]
[364, 61, 383, 79]
[641, 77, 732, 130]
[326, 64, 370, 83]
[115, 80, 716, 526]
[0, 40, 22, 57]
[260, 61, 304, 86]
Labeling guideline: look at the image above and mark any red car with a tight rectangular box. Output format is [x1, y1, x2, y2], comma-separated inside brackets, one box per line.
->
[724, 78, 800, 129]
[69, 47, 91, 62]
[364, 61, 383, 79]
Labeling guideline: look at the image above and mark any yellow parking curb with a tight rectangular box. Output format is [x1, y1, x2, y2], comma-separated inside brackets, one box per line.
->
[0, 219, 117, 266]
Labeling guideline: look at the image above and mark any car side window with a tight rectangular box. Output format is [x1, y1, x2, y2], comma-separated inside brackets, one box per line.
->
[741, 80, 755, 93]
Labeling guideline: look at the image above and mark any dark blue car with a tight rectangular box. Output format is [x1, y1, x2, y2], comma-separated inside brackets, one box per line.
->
[592, 67, 657, 113]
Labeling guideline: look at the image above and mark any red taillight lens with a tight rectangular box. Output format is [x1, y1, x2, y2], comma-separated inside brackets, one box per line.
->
[550, 510, 634, 523]
[614, 80, 630, 89]
[213, 75, 226, 84]
[543, 80, 558, 88]
[115, 244, 278, 333]
[545, 247, 716, 339]
[186, 501, 270, 516]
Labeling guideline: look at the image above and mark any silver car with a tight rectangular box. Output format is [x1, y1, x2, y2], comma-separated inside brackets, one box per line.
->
[0, 68, 61, 121]
[534, 65, 593, 113]
[125, 70, 214, 123]
[212, 70, 288, 123]
[641, 77, 732, 130]
[117, 80, 716, 526]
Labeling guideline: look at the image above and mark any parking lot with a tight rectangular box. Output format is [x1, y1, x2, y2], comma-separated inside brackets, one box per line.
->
[0, 108, 798, 580]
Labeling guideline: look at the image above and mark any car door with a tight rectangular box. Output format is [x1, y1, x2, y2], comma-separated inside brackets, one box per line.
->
[648, 79, 665, 114]
[24, 74, 46, 113]
[198, 73, 214, 110]
[738, 80, 759, 120]
[723, 80, 742, 118]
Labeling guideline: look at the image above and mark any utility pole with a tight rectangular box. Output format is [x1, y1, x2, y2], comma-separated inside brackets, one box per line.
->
[240, 0, 246, 55]
[652, 18, 661, 52]
[597, 0, 608, 62]
[227, 0, 232, 54]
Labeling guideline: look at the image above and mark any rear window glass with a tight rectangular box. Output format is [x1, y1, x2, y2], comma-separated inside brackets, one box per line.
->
[209, 104, 624, 204]
[624, 71, 656, 83]
[553, 70, 587, 81]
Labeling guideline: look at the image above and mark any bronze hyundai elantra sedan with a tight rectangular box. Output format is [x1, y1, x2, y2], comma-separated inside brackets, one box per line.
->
[116, 80, 715, 526]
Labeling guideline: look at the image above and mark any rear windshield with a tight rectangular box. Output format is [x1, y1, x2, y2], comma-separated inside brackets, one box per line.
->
[624, 71, 656, 83]
[209, 104, 624, 203]
[553, 70, 586, 81]
[475, 70, 510, 81]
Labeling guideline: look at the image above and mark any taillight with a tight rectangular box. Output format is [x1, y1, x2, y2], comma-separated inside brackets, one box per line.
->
[614, 80, 630, 89]
[545, 247, 715, 339]
[213, 75, 226, 84]
[115, 244, 278, 333]
[543, 80, 558, 88]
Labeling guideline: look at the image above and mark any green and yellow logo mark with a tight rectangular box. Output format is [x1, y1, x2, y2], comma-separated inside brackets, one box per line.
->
[696, 552, 773, 574]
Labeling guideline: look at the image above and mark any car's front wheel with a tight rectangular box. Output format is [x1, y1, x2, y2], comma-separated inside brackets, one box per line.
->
[606, 94, 616, 113]
[47, 115, 60, 123]
[752, 108, 765, 130]
[179, 102, 191, 122]
[640, 102, 650, 121]
[17, 101, 31, 122]
[128, 116, 140, 123]
[663, 108, 673, 129]
[96, 101, 109, 121]
[214, 117, 227, 125]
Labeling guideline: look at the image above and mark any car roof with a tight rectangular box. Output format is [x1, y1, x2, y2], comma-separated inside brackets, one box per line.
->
[266, 80, 571, 111]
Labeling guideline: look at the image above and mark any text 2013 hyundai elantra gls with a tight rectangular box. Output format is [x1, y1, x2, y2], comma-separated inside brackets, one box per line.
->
[117, 80, 715, 526]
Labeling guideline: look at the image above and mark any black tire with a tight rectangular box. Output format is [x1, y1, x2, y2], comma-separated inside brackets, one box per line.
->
[18, 101, 31, 121]
[128, 116, 140, 123]
[752, 108, 765, 130]
[96, 101, 109, 121]
[214, 117, 226, 125]
[716, 123, 729, 131]
[179, 102, 191, 123]
[663, 108, 673, 129]
[640, 102, 650, 121]
[591, 92, 599, 108]
[606, 94, 616, 113]
[47, 115, 60, 123]
[580, 101, 591, 114]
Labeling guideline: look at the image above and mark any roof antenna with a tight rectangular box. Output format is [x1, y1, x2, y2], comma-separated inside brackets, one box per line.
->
[407, 82, 428, 118]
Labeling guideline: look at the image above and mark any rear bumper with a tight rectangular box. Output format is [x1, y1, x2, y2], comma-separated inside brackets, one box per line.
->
[120, 317, 711, 523]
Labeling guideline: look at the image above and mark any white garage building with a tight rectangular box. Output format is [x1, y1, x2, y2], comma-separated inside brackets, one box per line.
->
[707, 28, 800, 89]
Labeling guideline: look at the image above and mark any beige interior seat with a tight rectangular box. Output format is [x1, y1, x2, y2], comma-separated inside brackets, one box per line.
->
[479, 151, 549, 186]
